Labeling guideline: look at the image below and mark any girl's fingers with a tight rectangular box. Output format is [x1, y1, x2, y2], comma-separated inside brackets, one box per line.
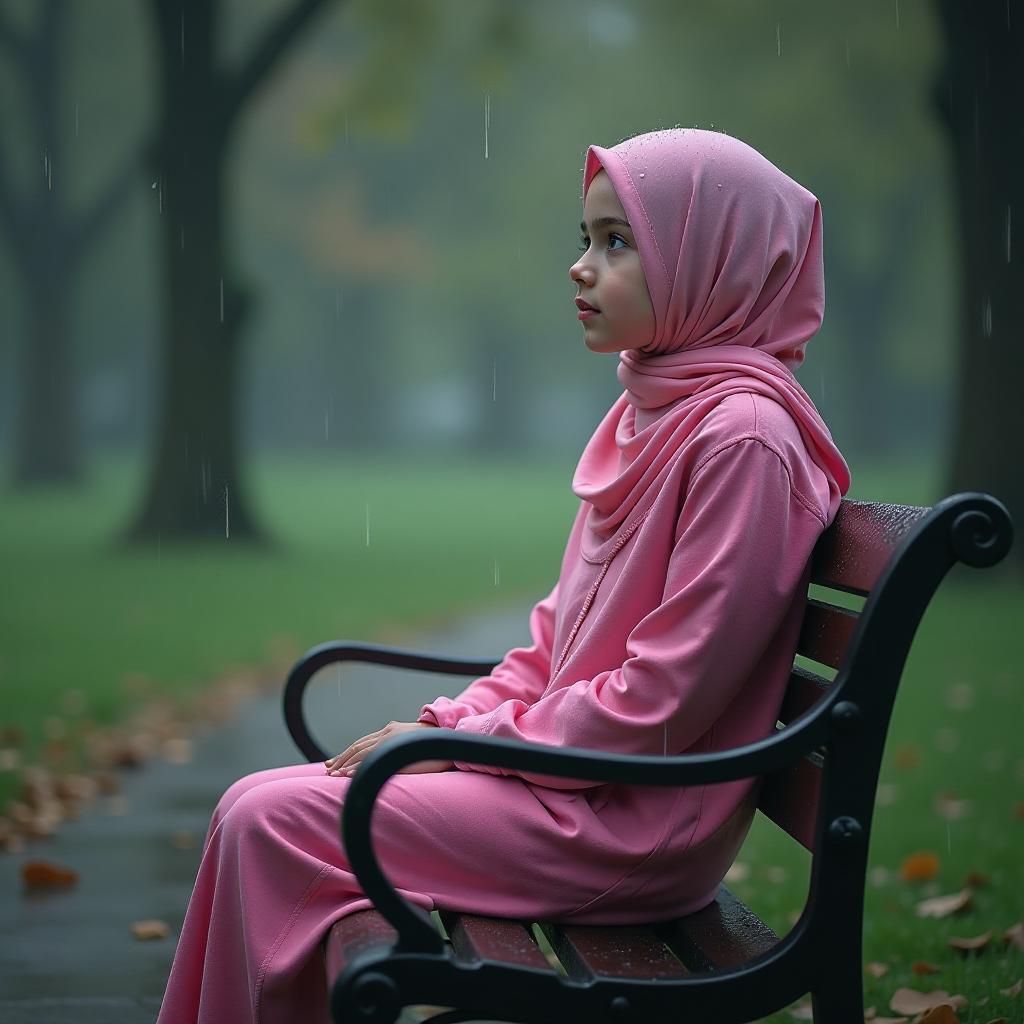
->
[326, 729, 385, 767]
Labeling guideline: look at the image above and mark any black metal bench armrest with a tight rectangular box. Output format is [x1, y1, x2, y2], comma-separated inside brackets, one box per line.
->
[282, 641, 500, 762]
[343, 706, 840, 954]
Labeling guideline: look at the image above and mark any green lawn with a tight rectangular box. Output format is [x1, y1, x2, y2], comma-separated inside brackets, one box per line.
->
[1, 450, 1021, 1020]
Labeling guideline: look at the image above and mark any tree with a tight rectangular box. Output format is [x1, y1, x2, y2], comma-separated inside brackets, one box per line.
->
[932, 0, 1023, 576]
[126, 0, 336, 542]
[0, 0, 139, 485]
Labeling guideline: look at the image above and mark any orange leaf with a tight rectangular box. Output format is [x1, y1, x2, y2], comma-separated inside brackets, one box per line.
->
[913, 1006, 959, 1024]
[131, 919, 169, 940]
[911, 961, 942, 976]
[894, 744, 921, 770]
[890, 989, 968, 1015]
[947, 929, 992, 955]
[915, 889, 973, 919]
[22, 860, 78, 888]
[901, 851, 941, 882]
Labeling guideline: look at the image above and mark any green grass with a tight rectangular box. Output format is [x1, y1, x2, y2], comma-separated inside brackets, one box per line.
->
[1, 449, 1021, 1020]
[0, 450, 576, 782]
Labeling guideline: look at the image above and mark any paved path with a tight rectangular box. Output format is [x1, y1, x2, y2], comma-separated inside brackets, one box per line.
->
[0, 601, 533, 1023]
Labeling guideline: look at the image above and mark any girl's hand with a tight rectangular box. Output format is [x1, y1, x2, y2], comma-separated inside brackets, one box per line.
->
[324, 721, 454, 777]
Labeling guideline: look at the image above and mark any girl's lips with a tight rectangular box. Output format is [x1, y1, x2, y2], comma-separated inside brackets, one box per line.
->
[577, 309, 599, 320]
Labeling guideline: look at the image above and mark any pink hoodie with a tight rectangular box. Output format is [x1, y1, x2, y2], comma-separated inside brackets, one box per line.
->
[418, 129, 850, 919]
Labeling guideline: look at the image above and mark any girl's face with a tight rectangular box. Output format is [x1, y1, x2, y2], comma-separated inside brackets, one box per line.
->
[569, 169, 655, 354]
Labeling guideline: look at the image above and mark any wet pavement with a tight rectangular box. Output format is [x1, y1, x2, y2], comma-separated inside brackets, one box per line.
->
[0, 601, 533, 1023]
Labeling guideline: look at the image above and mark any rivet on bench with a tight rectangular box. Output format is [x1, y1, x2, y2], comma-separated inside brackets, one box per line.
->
[830, 700, 862, 732]
[609, 995, 632, 1020]
[828, 815, 863, 848]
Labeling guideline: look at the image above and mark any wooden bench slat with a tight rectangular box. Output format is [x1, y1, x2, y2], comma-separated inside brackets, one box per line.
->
[324, 909, 399, 981]
[654, 885, 780, 972]
[440, 912, 553, 971]
[796, 598, 859, 670]
[810, 500, 930, 595]
[757, 746, 824, 851]
[777, 664, 832, 725]
[539, 922, 690, 982]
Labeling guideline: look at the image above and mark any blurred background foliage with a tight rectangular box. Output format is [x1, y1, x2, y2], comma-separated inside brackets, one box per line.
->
[0, 0, 960, 481]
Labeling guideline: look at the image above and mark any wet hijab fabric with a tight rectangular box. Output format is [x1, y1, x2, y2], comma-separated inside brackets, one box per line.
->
[572, 129, 851, 546]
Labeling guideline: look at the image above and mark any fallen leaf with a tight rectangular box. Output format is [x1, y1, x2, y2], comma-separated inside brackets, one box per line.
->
[131, 919, 169, 941]
[724, 861, 749, 882]
[901, 852, 941, 882]
[0, 748, 19, 770]
[866, 961, 890, 978]
[933, 792, 971, 821]
[22, 860, 79, 889]
[1002, 922, 1024, 951]
[889, 988, 968, 1015]
[1013, 802, 1024, 820]
[915, 889, 973, 919]
[947, 929, 992, 955]
[911, 961, 942, 976]
[998, 978, 1022, 998]
[870, 866, 891, 887]
[980, 1017, 1007, 1024]
[877, 783, 899, 806]
[865, 1009, 876, 1020]
[894, 745, 921, 770]
[962, 871, 990, 888]
[913, 1006, 959, 1024]
[869, 1017, 909, 1024]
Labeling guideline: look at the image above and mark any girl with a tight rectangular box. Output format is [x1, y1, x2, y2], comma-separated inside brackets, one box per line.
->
[156, 127, 851, 1024]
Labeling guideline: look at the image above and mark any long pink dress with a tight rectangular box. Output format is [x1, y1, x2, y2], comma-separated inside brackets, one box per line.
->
[156, 392, 836, 1024]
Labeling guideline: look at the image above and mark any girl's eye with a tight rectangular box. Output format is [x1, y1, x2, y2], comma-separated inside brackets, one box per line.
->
[577, 233, 627, 253]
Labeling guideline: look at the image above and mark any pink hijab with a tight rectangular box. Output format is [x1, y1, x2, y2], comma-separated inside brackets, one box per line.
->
[572, 128, 851, 548]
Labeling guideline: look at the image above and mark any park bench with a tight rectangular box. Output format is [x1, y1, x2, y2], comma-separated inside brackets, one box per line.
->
[283, 490, 1013, 1024]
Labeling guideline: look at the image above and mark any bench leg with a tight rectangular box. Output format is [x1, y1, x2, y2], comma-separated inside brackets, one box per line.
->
[810, 964, 864, 1024]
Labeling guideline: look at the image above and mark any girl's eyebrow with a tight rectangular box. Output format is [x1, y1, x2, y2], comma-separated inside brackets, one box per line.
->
[580, 216, 632, 233]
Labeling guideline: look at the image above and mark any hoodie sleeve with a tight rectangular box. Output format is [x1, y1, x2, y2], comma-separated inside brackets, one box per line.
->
[447, 437, 827, 789]
[416, 579, 560, 729]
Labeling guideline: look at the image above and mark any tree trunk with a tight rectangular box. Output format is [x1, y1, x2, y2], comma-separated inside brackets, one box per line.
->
[12, 264, 83, 484]
[126, 0, 332, 542]
[932, 0, 1023, 577]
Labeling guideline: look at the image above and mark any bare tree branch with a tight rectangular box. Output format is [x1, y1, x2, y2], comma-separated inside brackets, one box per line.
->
[220, 0, 335, 130]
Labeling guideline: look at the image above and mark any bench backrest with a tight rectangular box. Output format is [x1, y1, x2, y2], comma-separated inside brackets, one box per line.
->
[756, 493, 1012, 854]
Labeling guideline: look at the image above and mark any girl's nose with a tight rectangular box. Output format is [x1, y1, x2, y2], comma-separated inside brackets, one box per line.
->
[569, 258, 593, 284]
